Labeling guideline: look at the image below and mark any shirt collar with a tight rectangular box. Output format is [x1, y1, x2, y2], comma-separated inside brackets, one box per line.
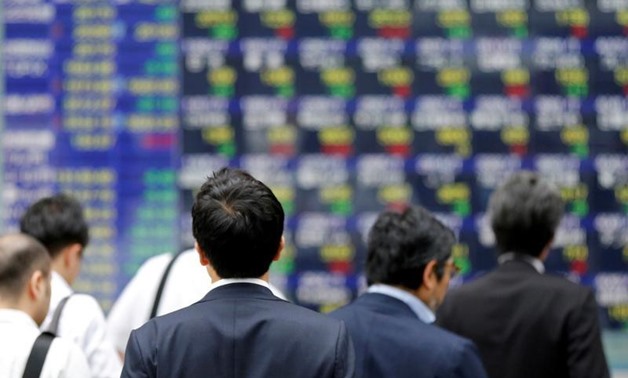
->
[208, 278, 272, 293]
[498, 252, 545, 274]
[0, 308, 39, 329]
[51, 271, 73, 296]
[367, 284, 435, 324]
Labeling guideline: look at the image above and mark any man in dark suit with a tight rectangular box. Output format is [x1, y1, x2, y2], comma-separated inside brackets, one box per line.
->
[437, 171, 610, 378]
[330, 205, 488, 378]
[121, 167, 354, 378]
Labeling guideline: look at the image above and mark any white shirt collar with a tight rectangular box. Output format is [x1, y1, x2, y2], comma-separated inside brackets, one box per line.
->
[51, 271, 73, 293]
[0, 308, 39, 329]
[367, 284, 435, 324]
[498, 252, 545, 274]
[208, 278, 272, 293]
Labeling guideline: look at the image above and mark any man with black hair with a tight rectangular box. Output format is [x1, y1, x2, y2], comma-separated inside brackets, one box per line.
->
[437, 171, 609, 378]
[329, 205, 487, 378]
[0, 233, 90, 377]
[20, 194, 121, 377]
[122, 167, 354, 378]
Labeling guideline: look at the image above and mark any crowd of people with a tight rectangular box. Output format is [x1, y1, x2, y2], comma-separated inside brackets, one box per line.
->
[0, 168, 610, 377]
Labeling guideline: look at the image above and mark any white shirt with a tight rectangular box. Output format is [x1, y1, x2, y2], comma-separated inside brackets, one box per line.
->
[41, 272, 122, 378]
[107, 249, 287, 353]
[367, 284, 436, 324]
[208, 277, 275, 292]
[0, 309, 91, 378]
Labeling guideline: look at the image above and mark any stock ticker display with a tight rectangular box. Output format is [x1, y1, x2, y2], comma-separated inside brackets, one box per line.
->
[2, 0, 627, 327]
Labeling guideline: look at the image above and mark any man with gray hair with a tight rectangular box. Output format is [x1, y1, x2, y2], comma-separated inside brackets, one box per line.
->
[0, 233, 90, 377]
[437, 171, 609, 378]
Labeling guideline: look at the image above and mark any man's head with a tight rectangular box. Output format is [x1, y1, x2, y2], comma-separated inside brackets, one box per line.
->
[19, 194, 89, 285]
[366, 205, 457, 311]
[0, 233, 52, 325]
[489, 171, 564, 258]
[192, 167, 285, 279]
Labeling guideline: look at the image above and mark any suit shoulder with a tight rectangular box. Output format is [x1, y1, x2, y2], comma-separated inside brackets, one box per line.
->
[537, 273, 590, 290]
[449, 270, 590, 294]
[429, 321, 475, 348]
[535, 273, 594, 300]
[444, 275, 492, 300]
[146, 296, 344, 329]
[278, 301, 346, 328]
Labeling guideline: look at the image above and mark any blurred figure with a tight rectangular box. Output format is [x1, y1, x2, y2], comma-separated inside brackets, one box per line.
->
[437, 171, 609, 378]
[107, 248, 287, 356]
[121, 167, 354, 378]
[330, 205, 487, 378]
[0, 233, 90, 377]
[20, 194, 122, 378]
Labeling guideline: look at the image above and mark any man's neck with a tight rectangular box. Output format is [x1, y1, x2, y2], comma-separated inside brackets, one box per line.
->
[0, 299, 36, 321]
[51, 262, 72, 286]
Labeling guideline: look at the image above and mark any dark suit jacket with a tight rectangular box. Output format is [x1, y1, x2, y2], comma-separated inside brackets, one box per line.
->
[329, 292, 488, 378]
[121, 283, 354, 378]
[437, 259, 610, 378]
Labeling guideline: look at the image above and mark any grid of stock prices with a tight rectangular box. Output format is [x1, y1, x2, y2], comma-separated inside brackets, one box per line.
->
[2, 0, 627, 329]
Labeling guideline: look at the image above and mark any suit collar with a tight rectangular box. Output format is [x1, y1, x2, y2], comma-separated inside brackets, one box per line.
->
[496, 257, 543, 274]
[498, 252, 545, 273]
[199, 282, 281, 302]
[355, 292, 426, 322]
[367, 284, 435, 323]
[208, 278, 272, 293]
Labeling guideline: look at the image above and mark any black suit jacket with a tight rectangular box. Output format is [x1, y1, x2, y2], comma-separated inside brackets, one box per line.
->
[121, 283, 354, 378]
[437, 259, 610, 378]
[329, 292, 488, 378]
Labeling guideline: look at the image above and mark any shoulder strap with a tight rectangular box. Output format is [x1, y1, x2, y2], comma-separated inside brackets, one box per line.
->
[22, 331, 55, 378]
[149, 250, 186, 320]
[47, 294, 72, 335]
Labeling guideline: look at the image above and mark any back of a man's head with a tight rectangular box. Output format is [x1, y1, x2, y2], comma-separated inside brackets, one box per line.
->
[19, 194, 89, 259]
[191, 167, 285, 278]
[0, 233, 51, 306]
[489, 171, 564, 257]
[366, 205, 456, 289]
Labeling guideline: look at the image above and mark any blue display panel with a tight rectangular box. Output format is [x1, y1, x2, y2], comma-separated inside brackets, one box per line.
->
[2, 0, 178, 309]
[2, 0, 627, 331]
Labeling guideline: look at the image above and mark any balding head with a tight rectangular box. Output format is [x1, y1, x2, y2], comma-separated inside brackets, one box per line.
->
[0, 233, 51, 302]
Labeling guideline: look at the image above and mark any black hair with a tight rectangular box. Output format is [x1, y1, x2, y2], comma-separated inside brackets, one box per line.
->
[489, 171, 564, 257]
[191, 167, 284, 278]
[366, 205, 455, 289]
[19, 194, 89, 258]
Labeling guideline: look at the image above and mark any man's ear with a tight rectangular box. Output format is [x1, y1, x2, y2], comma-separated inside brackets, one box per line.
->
[422, 259, 438, 291]
[195, 242, 210, 266]
[63, 243, 83, 267]
[27, 270, 46, 300]
[273, 236, 285, 262]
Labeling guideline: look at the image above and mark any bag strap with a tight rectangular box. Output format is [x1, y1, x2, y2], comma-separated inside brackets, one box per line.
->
[47, 294, 72, 335]
[22, 331, 55, 378]
[149, 250, 186, 319]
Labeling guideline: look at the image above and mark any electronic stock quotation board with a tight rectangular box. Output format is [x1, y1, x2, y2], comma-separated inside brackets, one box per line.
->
[1, 0, 627, 329]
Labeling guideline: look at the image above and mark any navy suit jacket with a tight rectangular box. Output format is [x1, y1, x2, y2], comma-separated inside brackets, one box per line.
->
[122, 283, 354, 378]
[329, 292, 488, 378]
[437, 260, 610, 378]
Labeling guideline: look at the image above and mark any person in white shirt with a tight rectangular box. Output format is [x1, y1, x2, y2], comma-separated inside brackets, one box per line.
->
[20, 194, 122, 378]
[0, 233, 91, 378]
[107, 248, 287, 356]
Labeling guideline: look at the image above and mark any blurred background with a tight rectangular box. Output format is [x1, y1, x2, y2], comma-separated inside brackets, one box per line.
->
[1, 0, 626, 374]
